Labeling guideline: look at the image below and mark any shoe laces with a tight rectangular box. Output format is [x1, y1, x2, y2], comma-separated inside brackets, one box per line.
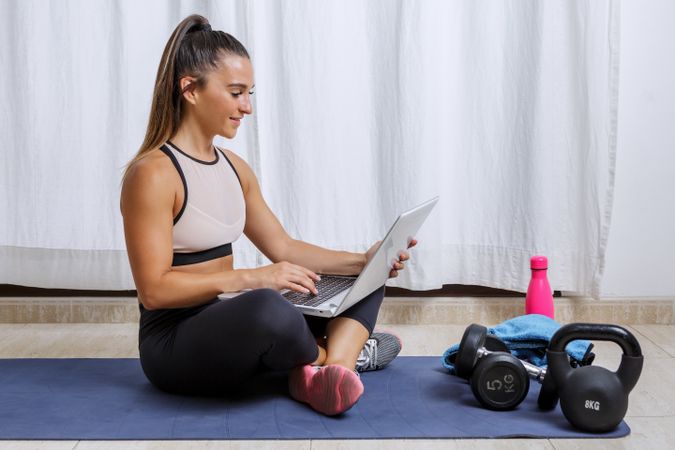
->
[357, 337, 378, 371]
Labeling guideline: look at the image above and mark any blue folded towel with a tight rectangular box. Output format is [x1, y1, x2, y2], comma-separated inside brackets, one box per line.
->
[441, 314, 594, 374]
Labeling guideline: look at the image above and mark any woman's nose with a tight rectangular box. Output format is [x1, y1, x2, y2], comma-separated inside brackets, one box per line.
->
[240, 97, 253, 115]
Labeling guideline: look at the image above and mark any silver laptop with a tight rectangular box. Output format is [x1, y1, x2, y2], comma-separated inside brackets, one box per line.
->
[219, 196, 438, 317]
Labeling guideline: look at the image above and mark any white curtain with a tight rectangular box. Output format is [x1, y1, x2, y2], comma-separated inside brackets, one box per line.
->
[0, 0, 620, 296]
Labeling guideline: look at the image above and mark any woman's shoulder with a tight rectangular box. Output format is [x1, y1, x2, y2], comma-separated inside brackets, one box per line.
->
[121, 148, 177, 216]
[123, 147, 179, 192]
[129, 147, 175, 175]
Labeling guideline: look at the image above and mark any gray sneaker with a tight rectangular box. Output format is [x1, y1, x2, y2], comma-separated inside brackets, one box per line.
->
[355, 331, 403, 372]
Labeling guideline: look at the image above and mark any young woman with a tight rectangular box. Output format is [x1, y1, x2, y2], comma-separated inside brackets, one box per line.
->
[120, 14, 416, 416]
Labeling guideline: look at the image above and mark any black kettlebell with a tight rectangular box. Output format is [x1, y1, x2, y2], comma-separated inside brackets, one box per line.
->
[546, 323, 643, 433]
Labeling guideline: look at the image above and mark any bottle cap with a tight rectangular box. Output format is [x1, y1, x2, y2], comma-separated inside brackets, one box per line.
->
[530, 255, 548, 270]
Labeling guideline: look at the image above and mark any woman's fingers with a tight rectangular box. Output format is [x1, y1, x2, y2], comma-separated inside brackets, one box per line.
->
[266, 262, 319, 293]
[388, 249, 410, 278]
[287, 275, 317, 294]
[288, 266, 319, 294]
[384, 240, 417, 279]
[290, 275, 318, 294]
[288, 282, 314, 294]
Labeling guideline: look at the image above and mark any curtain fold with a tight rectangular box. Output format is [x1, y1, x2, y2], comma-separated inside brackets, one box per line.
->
[0, 0, 619, 295]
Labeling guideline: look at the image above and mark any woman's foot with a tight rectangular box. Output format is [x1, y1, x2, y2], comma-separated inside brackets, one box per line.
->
[355, 331, 403, 372]
[288, 364, 364, 416]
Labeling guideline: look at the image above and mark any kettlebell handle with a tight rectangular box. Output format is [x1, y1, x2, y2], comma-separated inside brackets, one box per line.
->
[549, 323, 642, 357]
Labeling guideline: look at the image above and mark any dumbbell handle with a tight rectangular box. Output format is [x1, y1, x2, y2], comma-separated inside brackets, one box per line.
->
[476, 347, 547, 383]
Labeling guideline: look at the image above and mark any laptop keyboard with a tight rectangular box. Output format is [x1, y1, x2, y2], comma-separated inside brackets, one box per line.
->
[283, 276, 356, 307]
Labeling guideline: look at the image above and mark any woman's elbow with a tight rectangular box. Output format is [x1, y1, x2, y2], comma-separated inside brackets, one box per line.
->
[135, 270, 171, 310]
[137, 286, 162, 310]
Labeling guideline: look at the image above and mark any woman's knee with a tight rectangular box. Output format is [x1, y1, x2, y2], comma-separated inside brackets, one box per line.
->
[245, 289, 307, 337]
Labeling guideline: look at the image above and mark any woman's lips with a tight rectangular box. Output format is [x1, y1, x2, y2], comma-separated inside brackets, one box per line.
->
[230, 117, 241, 126]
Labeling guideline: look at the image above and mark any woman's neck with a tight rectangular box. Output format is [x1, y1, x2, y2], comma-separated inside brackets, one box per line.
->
[170, 120, 216, 160]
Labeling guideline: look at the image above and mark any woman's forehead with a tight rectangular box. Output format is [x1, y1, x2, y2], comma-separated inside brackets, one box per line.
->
[213, 55, 254, 87]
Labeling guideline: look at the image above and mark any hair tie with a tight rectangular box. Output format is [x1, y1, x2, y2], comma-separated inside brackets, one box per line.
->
[189, 23, 212, 33]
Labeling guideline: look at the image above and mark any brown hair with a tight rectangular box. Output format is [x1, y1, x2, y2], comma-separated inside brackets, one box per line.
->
[123, 14, 249, 179]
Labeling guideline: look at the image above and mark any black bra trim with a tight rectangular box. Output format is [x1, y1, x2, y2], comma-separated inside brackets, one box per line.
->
[216, 147, 243, 190]
[172, 243, 233, 266]
[166, 140, 219, 165]
[159, 145, 188, 225]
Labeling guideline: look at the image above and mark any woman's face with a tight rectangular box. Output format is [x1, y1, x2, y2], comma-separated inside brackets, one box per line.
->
[188, 54, 255, 139]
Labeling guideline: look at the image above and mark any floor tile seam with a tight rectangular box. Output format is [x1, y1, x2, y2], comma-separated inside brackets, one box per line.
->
[631, 324, 675, 352]
[628, 324, 675, 356]
[626, 324, 662, 349]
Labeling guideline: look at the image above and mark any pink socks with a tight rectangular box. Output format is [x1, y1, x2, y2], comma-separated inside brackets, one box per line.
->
[288, 364, 364, 416]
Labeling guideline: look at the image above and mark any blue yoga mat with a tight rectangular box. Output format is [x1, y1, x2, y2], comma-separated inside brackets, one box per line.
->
[0, 357, 629, 440]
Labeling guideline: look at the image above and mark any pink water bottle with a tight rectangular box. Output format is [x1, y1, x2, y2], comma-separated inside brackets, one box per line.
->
[525, 255, 554, 318]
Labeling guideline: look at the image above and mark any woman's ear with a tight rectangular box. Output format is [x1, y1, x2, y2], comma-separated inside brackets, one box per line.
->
[179, 76, 199, 105]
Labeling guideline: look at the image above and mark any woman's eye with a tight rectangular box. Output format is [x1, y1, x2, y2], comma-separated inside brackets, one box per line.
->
[231, 91, 254, 98]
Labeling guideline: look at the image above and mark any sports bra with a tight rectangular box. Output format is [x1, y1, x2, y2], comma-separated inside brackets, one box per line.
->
[159, 141, 246, 266]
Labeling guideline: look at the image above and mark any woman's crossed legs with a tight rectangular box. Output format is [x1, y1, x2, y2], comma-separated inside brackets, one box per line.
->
[138, 286, 386, 414]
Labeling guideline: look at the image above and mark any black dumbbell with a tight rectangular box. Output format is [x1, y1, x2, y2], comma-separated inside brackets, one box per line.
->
[454, 324, 509, 379]
[456, 324, 554, 411]
[545, 323, 643, 433]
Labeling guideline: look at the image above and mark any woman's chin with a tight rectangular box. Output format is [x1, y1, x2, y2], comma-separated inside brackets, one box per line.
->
[222, 129, 237, 139]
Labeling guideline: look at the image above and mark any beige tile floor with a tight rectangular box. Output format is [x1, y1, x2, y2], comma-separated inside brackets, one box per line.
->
[0, 323, 673, 450]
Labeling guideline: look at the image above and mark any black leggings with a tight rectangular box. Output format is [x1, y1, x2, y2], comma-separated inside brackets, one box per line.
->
[138, 286, 385, 395]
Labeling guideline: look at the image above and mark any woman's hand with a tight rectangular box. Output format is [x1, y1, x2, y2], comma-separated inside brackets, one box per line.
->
[249, 261, 320, 295]
[365, 238, 418, 279]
